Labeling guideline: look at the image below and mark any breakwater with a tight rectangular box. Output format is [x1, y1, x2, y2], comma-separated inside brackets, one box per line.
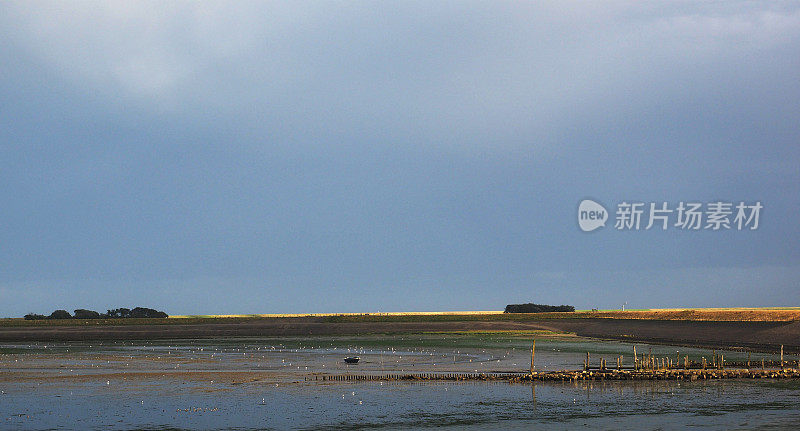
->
[308, 342, 800, 383]
[307, 368, 800, 383]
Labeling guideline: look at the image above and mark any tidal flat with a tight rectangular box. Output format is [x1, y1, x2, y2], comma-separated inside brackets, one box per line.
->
[2, 333, 799, 430]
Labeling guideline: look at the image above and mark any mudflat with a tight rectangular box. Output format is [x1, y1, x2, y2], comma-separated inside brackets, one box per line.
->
[2, 310, 799, 353]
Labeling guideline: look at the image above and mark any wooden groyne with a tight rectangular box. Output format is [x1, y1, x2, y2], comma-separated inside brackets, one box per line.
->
[305, 372, 526, 382]
[306, 368, 800, 383]
[590, 344, 799, 371]
[307, 342, 800, 383]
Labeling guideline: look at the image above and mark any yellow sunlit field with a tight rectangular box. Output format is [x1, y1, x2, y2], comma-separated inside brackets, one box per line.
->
[169, 307, 800, 322]
[580, 307, 800, 321]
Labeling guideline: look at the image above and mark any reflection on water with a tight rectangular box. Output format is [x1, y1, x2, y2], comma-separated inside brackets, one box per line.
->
[1, 335, 798, 430]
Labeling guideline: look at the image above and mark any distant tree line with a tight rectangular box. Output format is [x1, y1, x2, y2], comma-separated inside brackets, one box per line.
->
[24, 307, 168, 320]
[504, 303, 575, 313]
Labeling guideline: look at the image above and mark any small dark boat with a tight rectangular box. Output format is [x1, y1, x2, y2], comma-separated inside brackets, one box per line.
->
[344, 356, 360, 364]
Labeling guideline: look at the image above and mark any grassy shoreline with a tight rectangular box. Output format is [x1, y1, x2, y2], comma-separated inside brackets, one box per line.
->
[2, 307, 799, 328]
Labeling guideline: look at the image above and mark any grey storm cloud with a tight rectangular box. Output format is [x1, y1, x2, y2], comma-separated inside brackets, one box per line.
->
[5, 1, 798, 151]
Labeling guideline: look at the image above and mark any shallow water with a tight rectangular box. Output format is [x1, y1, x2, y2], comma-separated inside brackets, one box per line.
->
[1, 335, 798, 430]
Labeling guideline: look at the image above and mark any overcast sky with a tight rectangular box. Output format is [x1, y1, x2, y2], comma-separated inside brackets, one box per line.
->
[1, 1, 799, 316]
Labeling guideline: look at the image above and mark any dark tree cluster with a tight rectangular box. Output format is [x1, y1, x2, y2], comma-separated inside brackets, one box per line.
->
[73, 309, 101, 319]
[504, 303, 575, 313]
[127, 307, 168, 318]
[24, 307, 168, 320]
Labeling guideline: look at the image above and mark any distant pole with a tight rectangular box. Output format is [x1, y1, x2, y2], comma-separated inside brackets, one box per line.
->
[530, 339, 535, 374]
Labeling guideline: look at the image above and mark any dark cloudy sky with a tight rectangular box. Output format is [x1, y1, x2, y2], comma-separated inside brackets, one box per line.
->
[1, 1, 799, 316]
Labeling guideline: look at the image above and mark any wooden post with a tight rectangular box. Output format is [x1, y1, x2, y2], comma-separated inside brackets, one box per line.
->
[720, 354, 724, 370]
[585, 352, 589, 371]
[781, 345, 784, 370]
[530, 339, 535, 374]
[712, 350, 716, 368]
[747, 352, 751, 368]
[684, 355, 689, 369]
[761, 358, 765, 370]
[633, 346, 637, 370]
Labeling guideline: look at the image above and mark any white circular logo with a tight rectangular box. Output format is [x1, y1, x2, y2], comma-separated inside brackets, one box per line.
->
[578, 199, 608, 232]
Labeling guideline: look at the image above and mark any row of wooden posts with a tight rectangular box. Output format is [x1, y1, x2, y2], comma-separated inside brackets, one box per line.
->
[525, 340, 794, 373]
[312, 368, 800, 383]
[308, 341, 797, 383]
[307, 373, 526, 382]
